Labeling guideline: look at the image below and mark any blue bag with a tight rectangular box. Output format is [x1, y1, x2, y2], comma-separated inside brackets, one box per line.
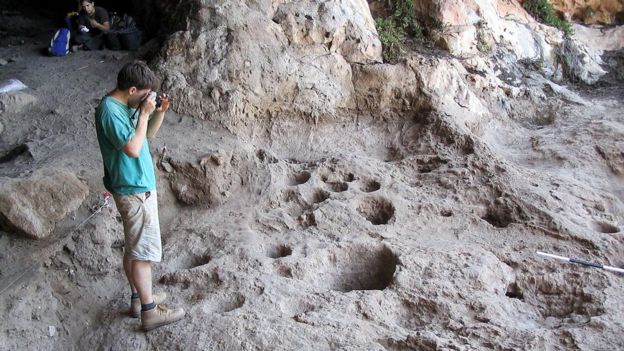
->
[48, 28, 71, 56]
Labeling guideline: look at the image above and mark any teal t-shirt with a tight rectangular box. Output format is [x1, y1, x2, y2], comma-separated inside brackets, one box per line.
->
[95, 96, 156, 195]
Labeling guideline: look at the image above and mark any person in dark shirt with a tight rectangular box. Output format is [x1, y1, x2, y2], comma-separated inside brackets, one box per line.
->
[72, 0, 110, 51]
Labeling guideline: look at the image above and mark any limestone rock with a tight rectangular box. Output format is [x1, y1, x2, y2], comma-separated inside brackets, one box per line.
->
[272, 0, 382, 64]
[150, 0, 379, 128]
[164, 149, 255, 207]
[413, 0, 614, 84]
[352, 62, 422, 112]
[572, 24, 624, 51]
[415, 0, 548, 59]
[559, 37, 607, 84]
[0, 169, 89, 239]
[551, 0, 624, 25]
[0, 91, 37, 114]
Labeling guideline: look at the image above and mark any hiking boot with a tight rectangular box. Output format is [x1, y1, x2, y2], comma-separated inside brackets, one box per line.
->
[130, 292, 167, 318]
[141, 304, 185, 331]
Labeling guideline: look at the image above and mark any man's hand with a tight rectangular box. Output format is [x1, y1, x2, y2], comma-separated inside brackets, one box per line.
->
[89, 18, 99, 28]
[140, 93, 157, 117]
[156, 94, 171, 113]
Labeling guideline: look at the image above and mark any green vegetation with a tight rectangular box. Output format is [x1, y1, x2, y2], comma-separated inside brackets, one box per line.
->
[375, 0, 425, 62]
[523, 0, 573, 36]
[476, 31, 491, 54]
[375, 18, 405, 62]
[390, 0, 424, 41]
[476, 21, 491, 54]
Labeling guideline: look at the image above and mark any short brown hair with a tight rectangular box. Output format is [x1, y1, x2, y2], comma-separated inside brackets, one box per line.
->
[116, 61, 159, 91]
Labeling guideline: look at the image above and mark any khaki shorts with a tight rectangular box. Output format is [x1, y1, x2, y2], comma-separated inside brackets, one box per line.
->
[113, 190, 162, 262]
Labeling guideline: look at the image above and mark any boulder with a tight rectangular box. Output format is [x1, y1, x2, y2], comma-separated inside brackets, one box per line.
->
[559, 37, 607, 84]
[0, 91, 37, 114]
[163, 149, 252, 207]
[0, 169, 89, 239]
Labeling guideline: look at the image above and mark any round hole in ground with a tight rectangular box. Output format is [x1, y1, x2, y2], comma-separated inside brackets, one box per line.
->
[307, 245, 399, 292]
[290, 171, 311, 185]
[205, 293, 246, 314]
[298, 212, 317, 228]
[312, 189, 330, 203]
[362, 180, 381, 193]
[357, 197, 395, 225]
[344, 173, 355, 182]
[190, 254, 212, 268]
[328, 182, 348, 192]
[440, 209, 453, 217]
[505, 282, 523, 300]
[268, 244, 293, 259]
[275, 264, 293, 278]
[592, 221, 619, 234]
[481, 206, 512, 228]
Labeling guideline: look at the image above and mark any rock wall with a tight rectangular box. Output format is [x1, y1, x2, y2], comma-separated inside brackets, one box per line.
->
[415, 0, 544, 58]
[146, 0, 381, 132]
[550, 0, 624, 25]
[137, 0, 614, 137]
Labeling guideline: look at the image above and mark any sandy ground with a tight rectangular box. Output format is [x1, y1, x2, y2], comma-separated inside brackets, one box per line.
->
[0, 9, 623, 351]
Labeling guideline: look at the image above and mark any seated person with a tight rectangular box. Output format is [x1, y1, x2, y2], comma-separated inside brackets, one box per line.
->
[64, 1, 83, 31]
[72, 0, 110, 51]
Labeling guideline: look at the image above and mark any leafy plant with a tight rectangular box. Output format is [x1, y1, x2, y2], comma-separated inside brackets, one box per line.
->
[523, 0, 573, 36]
[476, 21, 491, 54]
[391, 0, 424, 42]
[375, 17, 405, 61]
[476, 31, 491, 54]
[374, 0, 425, 61]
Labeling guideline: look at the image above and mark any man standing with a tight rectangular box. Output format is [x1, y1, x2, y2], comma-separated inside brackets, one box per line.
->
[73, 0, 110, 51]
[95, 61, 185, 331]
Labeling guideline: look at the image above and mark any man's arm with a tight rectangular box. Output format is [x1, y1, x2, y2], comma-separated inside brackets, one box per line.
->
[123, 96, 156, 158]
[147, 111, 165, 139]
[90, 8, 111, 31]
[146, 94, 170, 139]
[89, 18, 110, 31]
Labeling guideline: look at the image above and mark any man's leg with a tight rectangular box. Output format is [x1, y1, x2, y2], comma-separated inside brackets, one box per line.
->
[126, 255, 167, 317]
[114, 191, 184, 329]
[71, 32, 87, 52]
[136, 258, 185, 331]
[131, 259, 153, 305]
[123, 254, 138, 294]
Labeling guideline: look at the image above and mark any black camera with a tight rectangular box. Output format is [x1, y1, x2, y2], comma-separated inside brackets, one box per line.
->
[149, 91, 163, 108]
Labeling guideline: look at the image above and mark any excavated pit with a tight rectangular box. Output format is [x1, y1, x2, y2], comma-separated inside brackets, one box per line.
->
[357, 197, 396, 225]
[361, 180, 381, 193]
[267, 244, 293, 259]
[304, 245, 399, 292]
[290, 171, 312, 186]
